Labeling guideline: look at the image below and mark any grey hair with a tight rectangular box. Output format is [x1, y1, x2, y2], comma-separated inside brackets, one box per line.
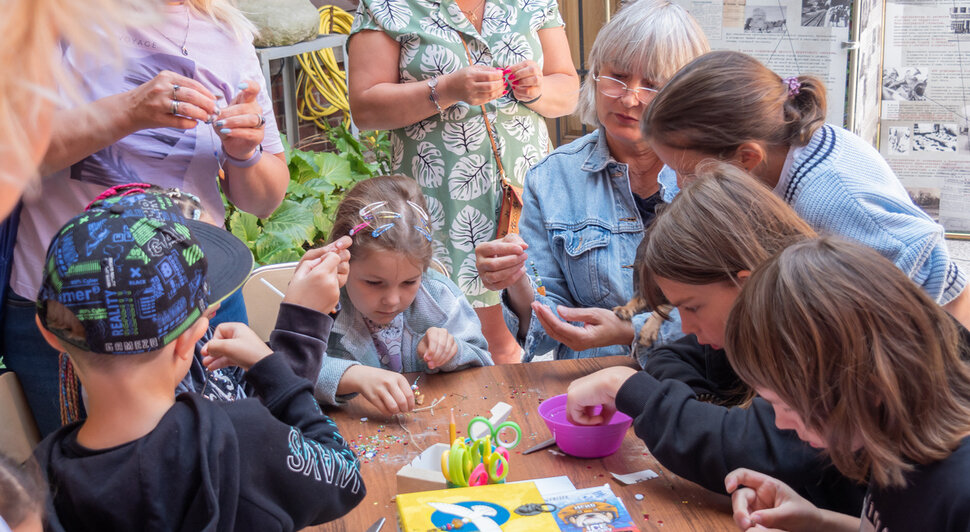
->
[578, 0, 710, 127]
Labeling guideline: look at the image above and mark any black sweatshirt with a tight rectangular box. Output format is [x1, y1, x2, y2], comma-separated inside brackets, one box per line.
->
[862, 436, 970, 531]
[35, 310, 365, 532]
[618, 335, 865, 516]
[178, 302, 331, 401]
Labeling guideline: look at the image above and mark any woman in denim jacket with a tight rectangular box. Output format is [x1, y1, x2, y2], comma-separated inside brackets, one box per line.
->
[475, 0, 708, 361]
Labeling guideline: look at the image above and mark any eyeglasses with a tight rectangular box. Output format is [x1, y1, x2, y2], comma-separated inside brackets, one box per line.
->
[594, 75, 658, 104]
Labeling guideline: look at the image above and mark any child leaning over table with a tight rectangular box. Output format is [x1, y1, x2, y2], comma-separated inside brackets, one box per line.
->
[32, 192, 365, 531]
[724, 238, 970, 531]
[314, 175, 493, 417]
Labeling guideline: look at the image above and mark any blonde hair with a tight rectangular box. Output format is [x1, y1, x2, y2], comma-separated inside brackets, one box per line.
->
[186, 0, 258, 43]
[0, 0, 256, 193]
[578, 0, 709, 127]
[642, 51, 827, 155]
[639, 160, 816, 314]
[725, 237, 970, 489]
[0, 0, 151, 191]
[330, 176, 434, 270]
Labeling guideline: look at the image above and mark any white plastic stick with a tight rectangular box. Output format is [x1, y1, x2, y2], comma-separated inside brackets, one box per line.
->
[259, 277, 285, 298]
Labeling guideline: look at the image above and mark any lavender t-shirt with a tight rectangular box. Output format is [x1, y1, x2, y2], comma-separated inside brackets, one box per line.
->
[12, 4, 282, 301]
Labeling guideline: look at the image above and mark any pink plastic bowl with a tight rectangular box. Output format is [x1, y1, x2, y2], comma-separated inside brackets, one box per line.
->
[537, 393, 632, 458]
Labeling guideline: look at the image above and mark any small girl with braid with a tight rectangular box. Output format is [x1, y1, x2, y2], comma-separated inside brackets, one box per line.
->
[314, 175, 492, 417]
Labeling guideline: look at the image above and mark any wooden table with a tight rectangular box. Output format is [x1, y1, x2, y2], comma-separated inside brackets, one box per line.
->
[306, 356, 735, 532]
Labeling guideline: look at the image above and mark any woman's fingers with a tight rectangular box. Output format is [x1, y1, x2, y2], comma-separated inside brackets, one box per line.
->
[471, 81, 506, 102]
[476, 238, 527, 258]
[214, 112, 265, 130]
[479, 257, 527, 285]
[453, 66, 506, 104]
[213, 81, 265, 147]
[165, 71, 217, 102]
[167, 92, 213, 123]
[511, 68, 540, 88]
[215, 112, 265, 158]
[127, 70, 219, 130]
[172, 85, 219, 119]
[508, 60, 542, 100]
[162, 72, 217, 119]
[481, 265, 526, 291]
[476, 236, 529, 290]
[469, 65, 504, 81]
[231, 80, 261, 105]
[479, 251, 528, 271]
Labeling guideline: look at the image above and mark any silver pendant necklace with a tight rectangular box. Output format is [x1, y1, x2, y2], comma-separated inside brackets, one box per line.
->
[160, 7, 191, 56]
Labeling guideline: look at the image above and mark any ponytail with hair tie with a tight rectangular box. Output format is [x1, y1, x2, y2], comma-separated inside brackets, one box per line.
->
[642, 51, 827, 151]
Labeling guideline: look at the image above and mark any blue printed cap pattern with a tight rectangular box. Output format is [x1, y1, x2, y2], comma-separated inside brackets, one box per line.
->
[37, 192, 253, 355]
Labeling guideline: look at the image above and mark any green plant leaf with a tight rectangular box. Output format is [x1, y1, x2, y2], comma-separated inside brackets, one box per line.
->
[334, 136, 358, 159]
[286, 180, 311, 200]
[262, 199, 316, 246]
[330, 124, 362, 156]
[300, 197, 328, 238]
[260, 246, 303, 265]
[228, 210, 261, 245]
[280, 133, 291, 159]
[348, 156, 376, 178]
[223, 123, 390, 265]
[315, 152, 354, 188]
[288, 154, 319, 184]
[254, 232, 298, 265]
[304, 177, 336, 197]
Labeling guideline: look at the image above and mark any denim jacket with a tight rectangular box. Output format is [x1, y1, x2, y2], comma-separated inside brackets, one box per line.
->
[314, 269, 493, 405]
[505, 129, 684, 361]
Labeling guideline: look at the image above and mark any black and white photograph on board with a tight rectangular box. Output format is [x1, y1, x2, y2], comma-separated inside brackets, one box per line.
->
[951, 6, 970, 33]
[801, 0, 850, 27]
[889, 126, 911, 154]
[908, 187, 941, 219]
[912, 123, 958, 153]
[883, 67, 928, 102]
[744, 5, 788, 33]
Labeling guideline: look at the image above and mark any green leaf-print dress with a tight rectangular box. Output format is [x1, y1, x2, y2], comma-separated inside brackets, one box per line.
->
[350, 0, 563, 307]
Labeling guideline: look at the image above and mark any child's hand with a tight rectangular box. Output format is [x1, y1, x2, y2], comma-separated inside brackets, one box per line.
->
[340, 365, 415, 416]
[283, 249, 343, 314]
[565, 366, 638, 425]
[318, 235, 353, 286]
[725, 469, 826, 531]
[201, 322, 273, 371]
[417, 327, 458, 369]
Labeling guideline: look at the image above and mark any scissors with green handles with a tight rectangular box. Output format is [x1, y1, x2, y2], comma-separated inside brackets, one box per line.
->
[441, 437, 510, 487]
[467, 416, 522, 449]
